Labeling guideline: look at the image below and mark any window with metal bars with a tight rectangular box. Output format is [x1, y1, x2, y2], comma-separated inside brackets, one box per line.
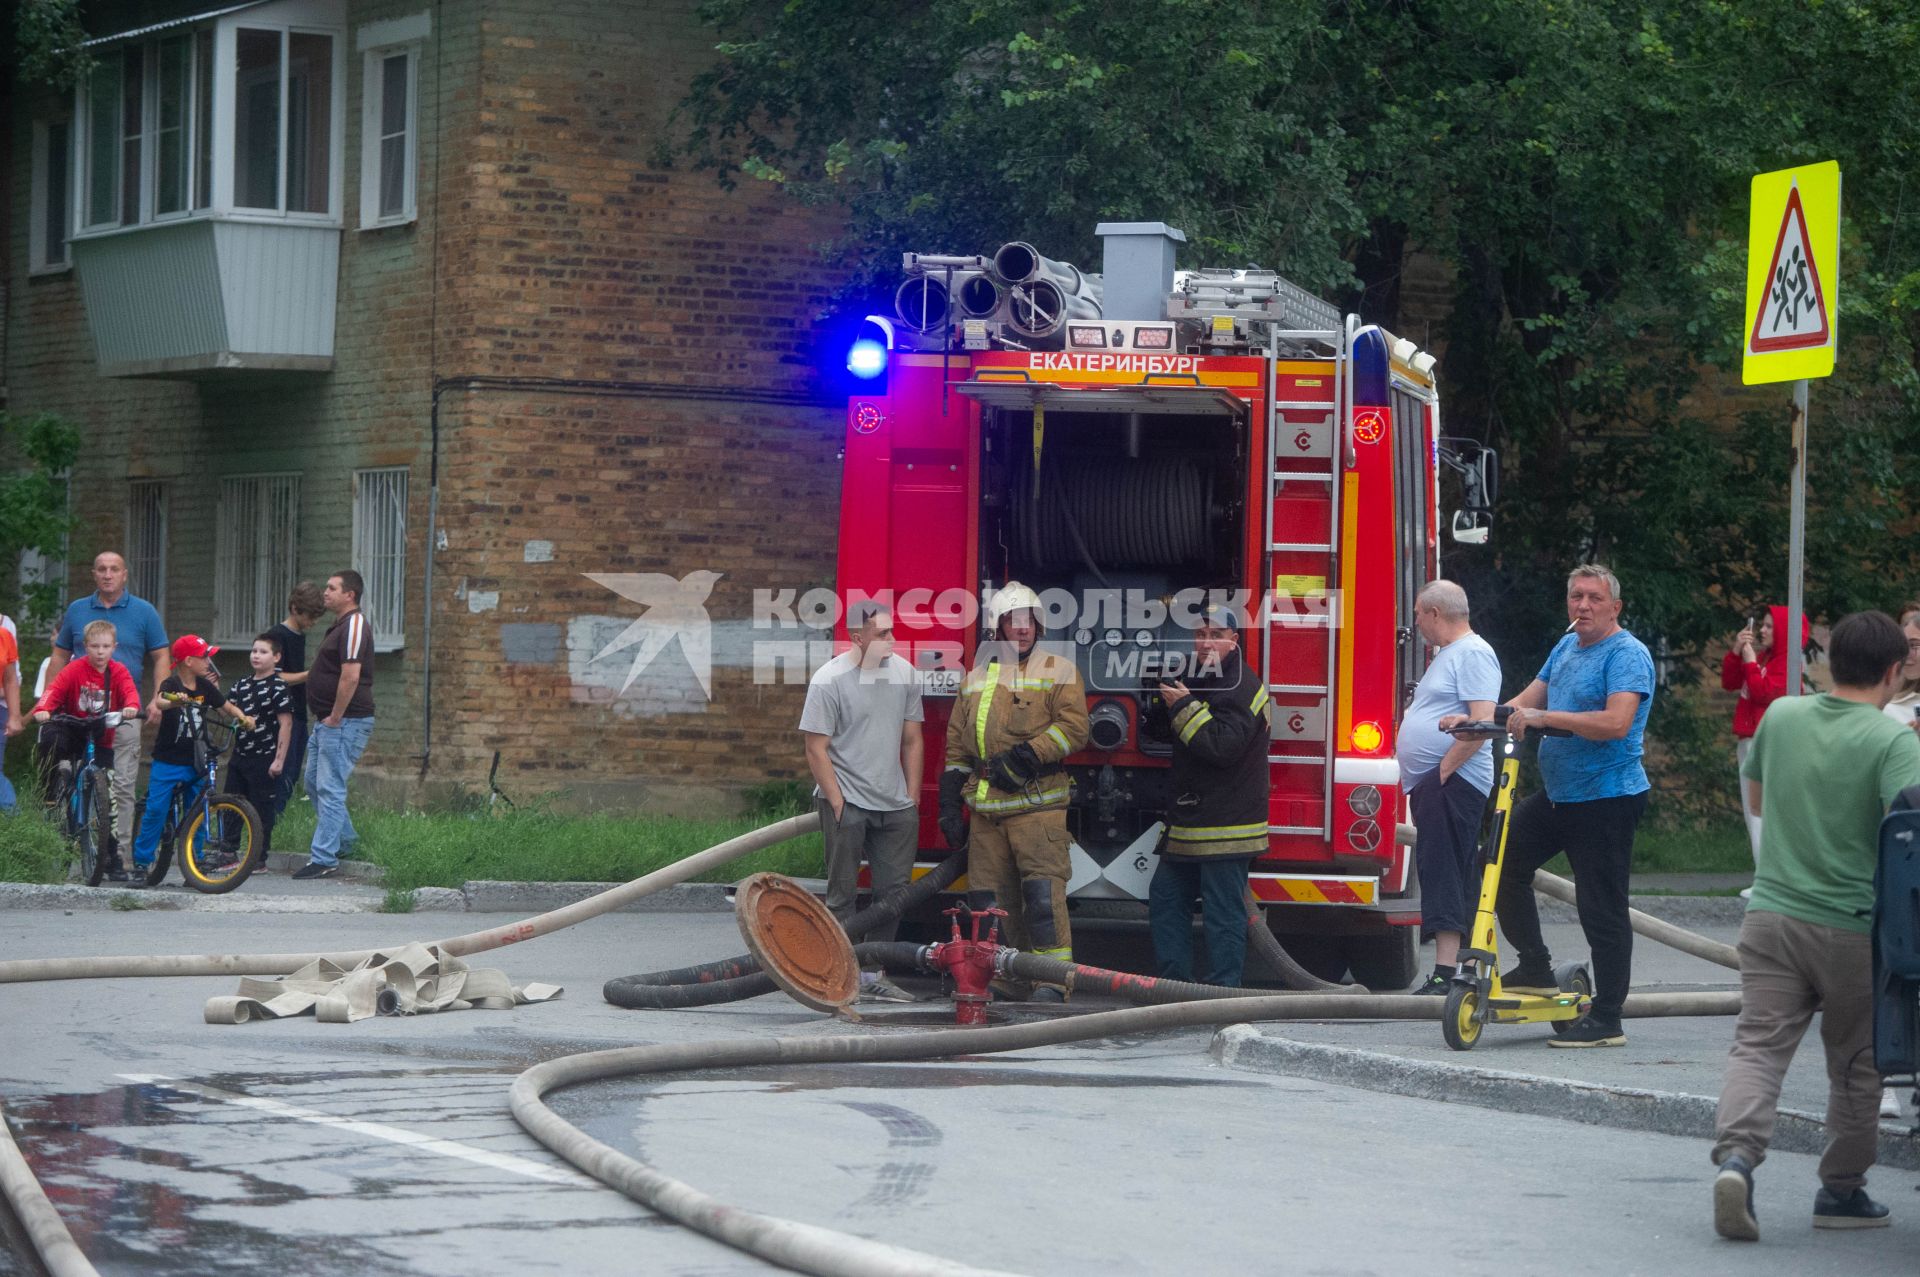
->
[214, 474, 300, 646]
[352, 467, 407, 650]
[127, 481, 169, 626]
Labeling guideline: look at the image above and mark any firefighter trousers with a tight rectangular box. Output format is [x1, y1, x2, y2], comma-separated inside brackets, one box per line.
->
[968, 807, 1072, 995]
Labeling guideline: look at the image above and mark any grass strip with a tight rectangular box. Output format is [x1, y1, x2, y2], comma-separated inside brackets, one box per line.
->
[270, 803, 826, 892]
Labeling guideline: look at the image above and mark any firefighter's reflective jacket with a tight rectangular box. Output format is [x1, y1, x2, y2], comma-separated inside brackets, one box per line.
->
[1145, 650, 1272, 858]
[944, 643, 1089, 817]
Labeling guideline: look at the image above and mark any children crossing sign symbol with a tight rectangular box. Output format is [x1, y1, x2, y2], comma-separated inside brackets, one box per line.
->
[1742, 162, 1840, 384]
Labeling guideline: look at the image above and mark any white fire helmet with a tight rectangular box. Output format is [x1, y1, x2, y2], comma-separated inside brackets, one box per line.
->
[985, 581, 1044, 635]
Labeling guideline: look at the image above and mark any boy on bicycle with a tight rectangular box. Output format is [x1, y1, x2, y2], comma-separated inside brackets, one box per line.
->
[31, 620, 143, 878]
[130, 635, 253, 885]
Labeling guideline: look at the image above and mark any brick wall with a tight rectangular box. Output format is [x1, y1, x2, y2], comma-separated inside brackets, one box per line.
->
[418, 0, 850, 806]
[5, 0, 851, 811]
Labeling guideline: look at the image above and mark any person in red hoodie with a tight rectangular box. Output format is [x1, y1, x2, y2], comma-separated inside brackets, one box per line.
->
[32, 619, 143, 878]
[1722, 606, 1803, 884]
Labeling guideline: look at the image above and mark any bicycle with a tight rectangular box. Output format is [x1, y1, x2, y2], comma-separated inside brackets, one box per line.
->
[143, 708, 264, 894]
[42, 712, 121, 887]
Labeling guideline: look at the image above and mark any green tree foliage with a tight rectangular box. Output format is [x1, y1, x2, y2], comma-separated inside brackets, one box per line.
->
[676, 0, 1920, 675]
[10, 0, 95, 91]
[0, 412, 82, 628]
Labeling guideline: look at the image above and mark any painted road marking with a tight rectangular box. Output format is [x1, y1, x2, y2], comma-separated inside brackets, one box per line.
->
[117, 1074, 594, 1187]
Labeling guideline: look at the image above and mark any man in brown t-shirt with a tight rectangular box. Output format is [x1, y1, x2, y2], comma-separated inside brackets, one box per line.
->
[292, 570, 375, 879]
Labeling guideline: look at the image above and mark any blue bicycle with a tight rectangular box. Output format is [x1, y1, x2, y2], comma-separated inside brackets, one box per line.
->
[43, 712, 121, 886]
[142, 710, 263, 894]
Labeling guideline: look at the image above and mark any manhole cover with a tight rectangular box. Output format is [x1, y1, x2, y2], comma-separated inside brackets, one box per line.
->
[735, 873, 859, 1013]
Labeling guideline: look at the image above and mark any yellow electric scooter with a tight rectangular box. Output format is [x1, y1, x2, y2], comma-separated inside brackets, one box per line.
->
[1439, 708, 1593, 1051]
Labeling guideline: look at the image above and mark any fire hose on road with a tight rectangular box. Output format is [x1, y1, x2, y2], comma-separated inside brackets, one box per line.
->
[1, 810, 1743, 1277]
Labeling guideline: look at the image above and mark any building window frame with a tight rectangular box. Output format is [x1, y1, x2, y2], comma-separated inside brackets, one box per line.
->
[127, 480, 170, 628]
[29, 116, 73, 273]
[358, 42, 419, 228]
[213, 472, 302, 647]
[351, 467, 408, 651]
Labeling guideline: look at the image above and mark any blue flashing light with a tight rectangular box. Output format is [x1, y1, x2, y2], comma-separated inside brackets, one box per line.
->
[847, 339, 888, 379]
[1352, 328, 1390, 404]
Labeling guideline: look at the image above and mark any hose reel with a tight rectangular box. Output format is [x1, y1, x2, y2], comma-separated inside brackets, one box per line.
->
[1009, 454, 1216, 575]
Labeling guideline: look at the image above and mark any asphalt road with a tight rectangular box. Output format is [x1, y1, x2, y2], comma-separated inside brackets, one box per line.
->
[2, 908, 1915, 1275]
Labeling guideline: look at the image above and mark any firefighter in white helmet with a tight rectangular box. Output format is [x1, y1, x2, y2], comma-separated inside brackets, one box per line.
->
[939, 583, 1089, 1000]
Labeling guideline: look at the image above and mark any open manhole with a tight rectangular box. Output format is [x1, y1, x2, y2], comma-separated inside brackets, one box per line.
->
[735, 873, 860, 1013]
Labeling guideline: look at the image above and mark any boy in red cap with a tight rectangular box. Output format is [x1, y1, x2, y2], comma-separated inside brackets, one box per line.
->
[128, 635, 253, 884]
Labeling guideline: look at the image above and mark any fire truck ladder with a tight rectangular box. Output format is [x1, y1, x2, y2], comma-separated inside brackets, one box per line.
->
[1260, 314, 1350, 842]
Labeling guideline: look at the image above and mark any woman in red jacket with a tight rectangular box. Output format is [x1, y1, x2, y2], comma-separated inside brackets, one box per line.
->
[1721, 605, 1800, 882]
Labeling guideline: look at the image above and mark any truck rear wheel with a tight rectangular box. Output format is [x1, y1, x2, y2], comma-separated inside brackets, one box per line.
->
[1344, 928, 1419, 991]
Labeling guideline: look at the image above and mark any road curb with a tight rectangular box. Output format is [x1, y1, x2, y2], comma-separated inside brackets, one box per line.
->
[0, 880, 731, 914]
[457, 880, 733, 913]
[1210, 1025, 1920, 1171]
[0, 882, 382, 914]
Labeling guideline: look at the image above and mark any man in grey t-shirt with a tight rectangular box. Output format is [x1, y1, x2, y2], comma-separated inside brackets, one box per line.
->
[1397, 580, 1502, 994]
[799, 601, 925, 1001]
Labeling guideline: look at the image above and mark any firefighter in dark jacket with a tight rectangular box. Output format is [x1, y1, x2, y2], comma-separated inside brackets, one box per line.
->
[1145, 605, 1271, 986]
[939, 583, 1089, 1001]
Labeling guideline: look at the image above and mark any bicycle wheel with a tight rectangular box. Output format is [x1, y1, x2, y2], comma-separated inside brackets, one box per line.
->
[80, 773, 112, 887]
[181, 796, 262, 894]
[146, 820, 175, 888]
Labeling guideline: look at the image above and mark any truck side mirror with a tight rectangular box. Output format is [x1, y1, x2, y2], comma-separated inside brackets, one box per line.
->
[1437, 439, 1497, 545]
[1451, 511, 1490, 545]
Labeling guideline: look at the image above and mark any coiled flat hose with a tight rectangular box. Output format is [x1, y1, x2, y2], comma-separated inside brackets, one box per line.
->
[1010, 457, 1210, 573]
[1, 805, 1741, 1277]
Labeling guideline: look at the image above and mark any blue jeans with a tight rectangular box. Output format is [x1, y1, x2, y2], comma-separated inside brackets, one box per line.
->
[1148, 855, 1254, 987]
[133, 760, 204, 866]
[308, 717, 373, 865]
[0, 705, 16, 815]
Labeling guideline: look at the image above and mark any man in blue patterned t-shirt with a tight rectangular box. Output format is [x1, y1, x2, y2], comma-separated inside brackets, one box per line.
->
[1494, 564, 1656, 1049]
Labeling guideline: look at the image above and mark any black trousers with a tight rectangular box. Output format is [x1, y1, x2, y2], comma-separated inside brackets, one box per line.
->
[37, 721, 114, 778]
[1494, 789, 1648, 1022]
[225, 754, 284, 850]
[1408, 773, 1490, 940]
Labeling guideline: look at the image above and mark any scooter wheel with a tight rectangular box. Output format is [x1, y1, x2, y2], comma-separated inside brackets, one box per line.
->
[1442, 983, 1483, 1052]
[1550, 964, 1593, 1035]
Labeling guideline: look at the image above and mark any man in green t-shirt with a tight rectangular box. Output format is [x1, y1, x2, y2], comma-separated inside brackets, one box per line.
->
[1711, 611, 1920, 1242]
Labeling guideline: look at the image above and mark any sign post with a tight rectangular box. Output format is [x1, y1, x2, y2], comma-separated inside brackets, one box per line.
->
[1743, 160, 1840, 695]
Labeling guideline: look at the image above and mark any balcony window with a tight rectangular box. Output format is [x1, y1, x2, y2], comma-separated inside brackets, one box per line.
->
[74, 5, 343, 233]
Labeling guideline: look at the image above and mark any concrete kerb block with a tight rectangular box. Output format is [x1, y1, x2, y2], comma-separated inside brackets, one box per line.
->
[1209, 1025, 1920, 1172]
[458, 881, 733, 913]
[0, 883, 189, 911]
[409, 887, 469, 912]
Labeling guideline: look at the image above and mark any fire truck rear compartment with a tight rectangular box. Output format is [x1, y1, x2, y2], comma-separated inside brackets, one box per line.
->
[981, 404, 1245, 594]
[977, 403, 1247, 876]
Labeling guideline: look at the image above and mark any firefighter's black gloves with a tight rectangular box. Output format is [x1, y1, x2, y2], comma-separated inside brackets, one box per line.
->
[938, 770, 969, 850]
[986, 741, 1043, 793]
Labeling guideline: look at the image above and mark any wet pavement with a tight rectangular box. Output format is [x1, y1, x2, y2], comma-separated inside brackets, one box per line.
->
[2, 909, 1916, 1274]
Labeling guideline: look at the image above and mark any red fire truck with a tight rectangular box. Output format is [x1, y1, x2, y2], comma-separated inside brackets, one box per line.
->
[832, 223, 1496, 988]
